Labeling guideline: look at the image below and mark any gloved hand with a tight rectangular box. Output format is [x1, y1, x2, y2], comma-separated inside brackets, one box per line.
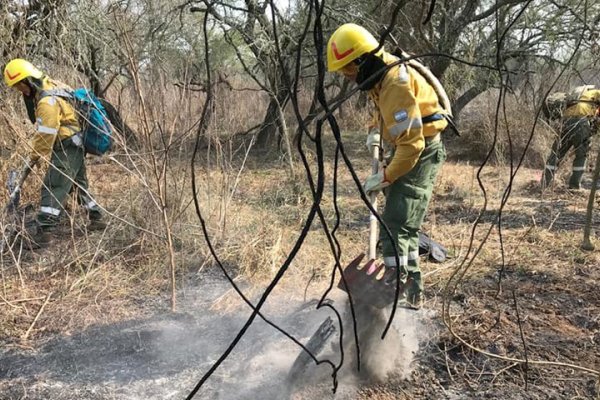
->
[366, 128, 380, 151]
[363, 170, 390, 194]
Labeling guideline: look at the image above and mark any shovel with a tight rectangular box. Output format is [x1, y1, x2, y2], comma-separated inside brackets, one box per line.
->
[1, 166, 32, 253]
[337, 140, 410, 309]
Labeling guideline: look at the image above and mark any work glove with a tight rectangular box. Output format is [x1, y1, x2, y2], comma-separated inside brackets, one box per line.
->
[363, 170, 390, 194]
[366, 128, 380, 151]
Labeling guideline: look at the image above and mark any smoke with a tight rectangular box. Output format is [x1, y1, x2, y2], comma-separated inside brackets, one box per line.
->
[359, 307, 421, 382]
[283, 295, 433, 399]
[0, 276, 433, 400]
[143, 287, 431, 399]
[334, 301, 425, 384]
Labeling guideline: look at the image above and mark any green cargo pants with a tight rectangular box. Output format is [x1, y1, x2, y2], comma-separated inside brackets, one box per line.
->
[37, 138, 102, 229]
[380, 137, 446, 299]
[542, 117, 592, 189]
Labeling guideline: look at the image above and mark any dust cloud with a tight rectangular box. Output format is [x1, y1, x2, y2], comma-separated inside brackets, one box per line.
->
[0, 279, 433, 400]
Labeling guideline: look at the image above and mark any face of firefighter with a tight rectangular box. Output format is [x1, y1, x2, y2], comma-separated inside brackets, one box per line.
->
[339, 62, 359, 82]
[13, 81, 31, 96]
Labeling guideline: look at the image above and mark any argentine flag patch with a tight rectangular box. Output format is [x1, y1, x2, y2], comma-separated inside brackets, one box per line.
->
[394, 110, 408, 122]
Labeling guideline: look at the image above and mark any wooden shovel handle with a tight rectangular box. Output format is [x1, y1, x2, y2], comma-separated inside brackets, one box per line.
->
[368, 142, 380, 260]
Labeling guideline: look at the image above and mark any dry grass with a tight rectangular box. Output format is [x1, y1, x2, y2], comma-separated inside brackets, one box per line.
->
[1, 73, 600, 398]
[454, 90, 557, 168]
[2, 103, 599, 325]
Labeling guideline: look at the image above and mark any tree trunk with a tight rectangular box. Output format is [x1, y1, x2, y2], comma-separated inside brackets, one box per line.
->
[453, 86, 488, 122]
[87, 46, 101, 96]
[582, 148, 600, 251]
[256, 91, 290, 150]
[99, 99, 138, 147]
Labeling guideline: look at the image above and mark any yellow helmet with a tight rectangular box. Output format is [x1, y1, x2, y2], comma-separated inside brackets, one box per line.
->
[3, 58, 44, 87]
[327, 23, 383, 72]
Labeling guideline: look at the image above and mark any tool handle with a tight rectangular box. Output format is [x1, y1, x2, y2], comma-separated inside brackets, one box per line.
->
[368, 142, 380, 260]
[9, 164, 31, 195]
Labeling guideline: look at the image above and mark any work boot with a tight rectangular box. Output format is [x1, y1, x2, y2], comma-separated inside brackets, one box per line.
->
[569, 171, 584, 190]
[404, 272, 423, 309]
[541, 169, 554, 190]
[20, 221, 51, 250]
[567, 182, 584, 193]
[406, 291, 423, 309]
[87, 210, 107, 231]
[87, 219, 107, 231]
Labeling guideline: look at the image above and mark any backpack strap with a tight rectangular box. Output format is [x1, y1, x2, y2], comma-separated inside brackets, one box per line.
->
[39, 88, 74, 100]
[39, 89, 81, 137]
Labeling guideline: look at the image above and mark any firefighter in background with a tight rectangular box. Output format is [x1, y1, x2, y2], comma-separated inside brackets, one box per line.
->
[327, 23, 448, 307]
[541, 85, 600, 190]
[3, 59, 106, 246]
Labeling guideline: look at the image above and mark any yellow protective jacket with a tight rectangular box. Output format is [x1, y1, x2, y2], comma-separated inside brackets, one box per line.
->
[563, 89, 600, 118]
[30, 78, 80, 163]
[368, 52, 447, 183]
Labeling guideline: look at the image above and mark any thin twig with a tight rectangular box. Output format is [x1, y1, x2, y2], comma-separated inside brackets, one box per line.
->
[0, 295, 46, 308]
[21, 292, 53, 341]
[513, 290, 529, 390]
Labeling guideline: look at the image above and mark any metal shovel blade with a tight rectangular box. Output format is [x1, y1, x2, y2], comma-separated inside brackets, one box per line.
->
[338, 255, 410, 309]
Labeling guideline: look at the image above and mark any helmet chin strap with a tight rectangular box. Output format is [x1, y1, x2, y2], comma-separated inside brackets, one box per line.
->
[356, 53, 388, 91]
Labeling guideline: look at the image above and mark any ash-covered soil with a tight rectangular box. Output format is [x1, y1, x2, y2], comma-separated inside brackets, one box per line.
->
[0, 268, 421, 400]
[2, 262, 598, 400]
[2, 261, 599, 400]
[0, 273, 327, 400]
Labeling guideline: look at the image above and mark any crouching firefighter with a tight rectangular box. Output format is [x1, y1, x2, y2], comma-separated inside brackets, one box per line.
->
[327, 24, 449, 307]
[541, 86, 600, 190]
[3, 58, 106, 246]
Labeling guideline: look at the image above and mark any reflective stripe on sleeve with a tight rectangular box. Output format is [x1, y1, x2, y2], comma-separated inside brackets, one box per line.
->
[572, 167, 585, 171]
[85, 200, 98, 210]
[40, 206, 61, 216]
[37, 125, 58, 134]
[389, 118, 423, 137]
[545, 165, 556, 171]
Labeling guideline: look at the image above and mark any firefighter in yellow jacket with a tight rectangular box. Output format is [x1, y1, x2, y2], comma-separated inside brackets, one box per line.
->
[542, 86, 600, 190]
[3, 59, 105, 245]
[328, 24, 447, 307]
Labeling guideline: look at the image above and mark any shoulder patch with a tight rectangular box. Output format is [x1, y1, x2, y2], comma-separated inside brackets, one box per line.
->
[394, 110, 408, 122]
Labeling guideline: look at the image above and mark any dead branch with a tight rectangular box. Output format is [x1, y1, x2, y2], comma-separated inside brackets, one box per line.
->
[21, 292, 53, 341]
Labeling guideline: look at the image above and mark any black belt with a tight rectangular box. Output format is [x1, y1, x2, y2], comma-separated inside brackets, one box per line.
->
[58, 131, 83, 149]
[421, 113, 445, 124]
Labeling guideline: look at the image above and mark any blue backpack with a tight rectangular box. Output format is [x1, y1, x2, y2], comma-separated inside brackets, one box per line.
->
[41, 88, 113, 155]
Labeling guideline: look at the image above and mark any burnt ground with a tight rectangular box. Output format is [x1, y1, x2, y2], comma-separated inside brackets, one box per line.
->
[1, 160, 600, 399]
[1, 260, 598, 400]
[0, 272, 325, 400]
[0, 273, 427, 400]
